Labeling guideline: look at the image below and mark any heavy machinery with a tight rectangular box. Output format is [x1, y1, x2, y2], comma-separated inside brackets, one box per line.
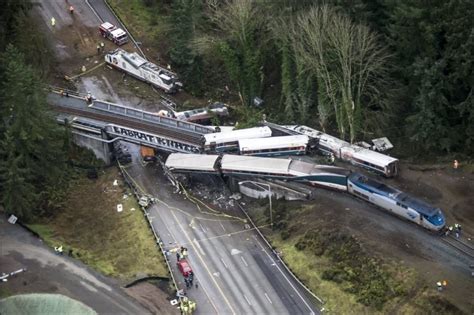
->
[140, 145, 156, 162]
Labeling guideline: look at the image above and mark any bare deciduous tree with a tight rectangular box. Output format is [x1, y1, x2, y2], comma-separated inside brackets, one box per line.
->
[291, 5, 390, 142]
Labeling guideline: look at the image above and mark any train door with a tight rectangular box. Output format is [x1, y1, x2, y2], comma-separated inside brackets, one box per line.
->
[386, 161, 398, 177]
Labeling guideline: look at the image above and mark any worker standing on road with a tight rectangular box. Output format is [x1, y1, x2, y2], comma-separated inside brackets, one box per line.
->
[100, 42, 105, 52]
[97, 44, 101, 55]
[51, 17, 56, 27]
[436, 281, 443, 291]
[69, 5, 74, 14]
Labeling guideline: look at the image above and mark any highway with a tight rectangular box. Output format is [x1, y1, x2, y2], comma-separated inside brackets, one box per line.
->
[122, 146, 320, 314]
[37, 0, 322, 313]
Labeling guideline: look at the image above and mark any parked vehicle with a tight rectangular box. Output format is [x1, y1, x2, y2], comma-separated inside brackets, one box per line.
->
[177, 260, 193, 277]
[99, 22, 128, 45]
[140, 145, 156, 162]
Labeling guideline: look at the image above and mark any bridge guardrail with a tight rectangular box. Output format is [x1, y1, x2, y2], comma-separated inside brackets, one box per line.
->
[91, 99, 214, 135]
[48, 86, 87, 100]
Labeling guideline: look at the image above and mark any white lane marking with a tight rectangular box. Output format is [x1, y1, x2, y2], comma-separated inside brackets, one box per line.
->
[258, 240, 315, 315]
[231, 248, 242, 255]
[243, 294, 252, 306]
[193, 238, 206, 256]
[199, 223, 207, 234]
[264, 293, 273, 304]
[240, 256, 248, 267]
[220, 222, 226, 232]
[220, 258, 229, 269]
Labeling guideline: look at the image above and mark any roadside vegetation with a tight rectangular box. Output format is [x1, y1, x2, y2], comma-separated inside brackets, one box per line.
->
[108, 0, 473, 158]
[28, 167, 168, 280]
[0, 2, 168, 282]
[256, 201, 463, 314]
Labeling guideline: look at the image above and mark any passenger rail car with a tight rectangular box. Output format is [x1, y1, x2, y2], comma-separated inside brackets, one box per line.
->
[282, 125, 399, 177]
[347, 173, 445, 231]
[203, 126, 272, 153]
[238, 135, 311, 156]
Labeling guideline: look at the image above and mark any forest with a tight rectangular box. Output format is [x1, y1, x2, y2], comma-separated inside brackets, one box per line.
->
[161, 0, 473, 156]
[0, 0, 473, 220]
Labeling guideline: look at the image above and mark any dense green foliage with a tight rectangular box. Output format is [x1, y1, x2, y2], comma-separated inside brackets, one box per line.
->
[0, 45, 68, 220]
[168, 0, 205, 95]
[295, 229, 401, 309]
[162, 0, 473, 156]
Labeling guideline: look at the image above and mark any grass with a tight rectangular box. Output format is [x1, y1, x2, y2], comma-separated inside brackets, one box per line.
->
[27, 167, 168, 281]
[261, 200, 427, 313]
[270, 235, 369, 314]
[107, 0, 165, 46]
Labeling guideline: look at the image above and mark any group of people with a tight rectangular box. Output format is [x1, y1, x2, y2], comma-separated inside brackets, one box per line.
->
[184, 272, 194, 289]
[176, 246, 188, 261]
[445, 223, 462, 238]
[50, 5, 74, 28]
[97, 42, 105, 54]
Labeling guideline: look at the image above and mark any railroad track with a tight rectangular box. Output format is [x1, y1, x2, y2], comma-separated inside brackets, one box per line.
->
[53, 105, 202, 146]
[440, 235, 474, 260]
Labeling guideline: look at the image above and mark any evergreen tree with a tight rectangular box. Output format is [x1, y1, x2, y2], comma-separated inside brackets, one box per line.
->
[169, 0, 204, 95]
[0, 45, 66, 220]
[387, 0, 474, 153]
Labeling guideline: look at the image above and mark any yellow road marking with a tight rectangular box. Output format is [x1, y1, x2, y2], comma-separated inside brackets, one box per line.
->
[169, 208, 236, 315]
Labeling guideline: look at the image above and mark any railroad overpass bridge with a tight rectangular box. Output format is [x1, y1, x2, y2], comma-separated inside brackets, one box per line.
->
[48, 87, 213, 162]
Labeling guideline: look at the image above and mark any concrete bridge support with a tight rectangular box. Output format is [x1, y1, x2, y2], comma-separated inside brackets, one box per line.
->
[72, 129, 114, 165]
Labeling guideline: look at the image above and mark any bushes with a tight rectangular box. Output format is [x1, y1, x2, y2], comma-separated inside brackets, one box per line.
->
[295, 228, 399, 310]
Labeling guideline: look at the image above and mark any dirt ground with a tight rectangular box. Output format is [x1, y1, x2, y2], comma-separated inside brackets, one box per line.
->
[125, 282, 178, 315]
[273, 160, 474, 313]
[32, 0, 473, 313]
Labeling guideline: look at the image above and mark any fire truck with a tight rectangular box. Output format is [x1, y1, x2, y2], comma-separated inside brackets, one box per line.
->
[99, 22, 128, 46]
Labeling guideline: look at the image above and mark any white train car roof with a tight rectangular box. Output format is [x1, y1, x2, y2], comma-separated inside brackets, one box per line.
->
[239, 135, 309, 151]
[204, 126, 272, 145]
[342, 146, 398, 165]
[165, 153, 219, 172]
[115, 49, 147, 68]
[209, 126, 236, 133]
[282, 125, 325, 138]
[289, 161, 350, 177]
[282, 125, 349, 151]
[220, 155, 292, 175]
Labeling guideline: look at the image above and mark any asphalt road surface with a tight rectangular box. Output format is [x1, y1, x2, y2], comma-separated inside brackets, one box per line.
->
[122, 145, 320, 315]
[0, 218, 148, 314]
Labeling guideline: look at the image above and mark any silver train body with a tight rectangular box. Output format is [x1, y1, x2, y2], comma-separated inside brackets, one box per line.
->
[346, 173, 445, 231]
[281, 125, 399, 177]
[164, 154, 445, 232]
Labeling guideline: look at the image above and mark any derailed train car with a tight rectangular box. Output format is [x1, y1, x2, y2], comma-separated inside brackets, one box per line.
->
[281, 125, 399, 177]
[347, 173, 445, 231]
[164, 153, 445, 231]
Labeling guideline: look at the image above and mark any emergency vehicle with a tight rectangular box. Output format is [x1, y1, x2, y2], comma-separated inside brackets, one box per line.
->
[99, 22, 128, 45]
